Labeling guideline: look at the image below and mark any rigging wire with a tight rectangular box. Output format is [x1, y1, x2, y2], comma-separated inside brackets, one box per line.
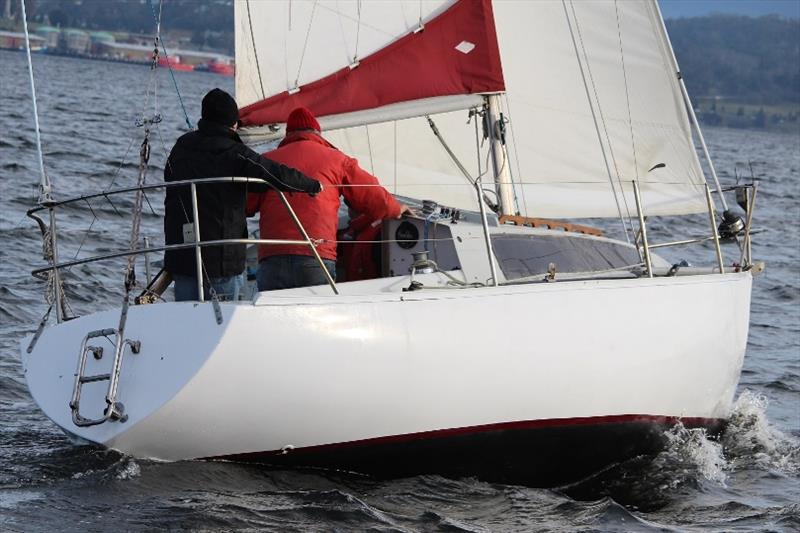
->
[147, 0, 192, 130]
[563, 0, 632, 242]
[124, 9, 165, 293]
[613, 0, 638, 222]
[354, 0, 361, 64]
[66, 132, 137, 272]
[365, 124, 375, 174]
[333, 0, 350, 65]
[472, 108, 483, 181]
[20, 0, 48, 201]
[21, 0, 68, 320]
[502, 94, 530, 217]
[393, 121, 397, 193]
[569, 1, 631, 231]
[114, 0, 169, 297]
[152, 0, 161, 122]
[245, 0, 267, 101]
[294, 0, 319, 91]
[428, 114, 496, 211]
[487, 99, 521, 214]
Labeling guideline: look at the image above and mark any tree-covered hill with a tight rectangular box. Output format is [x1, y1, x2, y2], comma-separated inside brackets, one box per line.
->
[666, 14, 799, 105]
[26, 0, 233, 36]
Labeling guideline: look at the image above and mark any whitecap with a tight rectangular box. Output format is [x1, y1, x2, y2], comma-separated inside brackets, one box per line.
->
[661, 423, 728, 486]
[723, 390, 800, 475]
[115, 458, 141, 480]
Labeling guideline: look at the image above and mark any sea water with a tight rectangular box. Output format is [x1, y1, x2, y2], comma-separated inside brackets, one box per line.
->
[0, 50, 798, 532]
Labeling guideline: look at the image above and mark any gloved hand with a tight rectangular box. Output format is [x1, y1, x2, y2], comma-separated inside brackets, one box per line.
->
[308, 181, 323, 197]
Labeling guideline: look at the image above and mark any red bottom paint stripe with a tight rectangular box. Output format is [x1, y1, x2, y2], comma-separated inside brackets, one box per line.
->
[208, 414, 724, 461]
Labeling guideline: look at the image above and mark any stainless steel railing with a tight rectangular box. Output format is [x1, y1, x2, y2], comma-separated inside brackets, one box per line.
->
[27, 176, 339, 304]
[26, 176, 756, 317]
[629, 181, 759, 277]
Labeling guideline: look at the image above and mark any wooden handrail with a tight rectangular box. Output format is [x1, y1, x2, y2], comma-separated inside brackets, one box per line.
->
[498, 215, 603, 237]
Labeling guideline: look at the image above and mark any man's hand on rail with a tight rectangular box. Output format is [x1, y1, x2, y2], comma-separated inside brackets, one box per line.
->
[397, 204, 413, 218]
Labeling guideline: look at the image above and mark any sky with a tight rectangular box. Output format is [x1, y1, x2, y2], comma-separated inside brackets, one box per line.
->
[659, 0, 800, 19]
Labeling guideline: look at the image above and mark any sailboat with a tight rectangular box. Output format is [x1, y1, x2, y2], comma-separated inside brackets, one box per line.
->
[20, 0, 760, 487]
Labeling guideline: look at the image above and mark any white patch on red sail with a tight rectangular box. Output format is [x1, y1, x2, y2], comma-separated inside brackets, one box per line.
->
[455, 41, 476, 54]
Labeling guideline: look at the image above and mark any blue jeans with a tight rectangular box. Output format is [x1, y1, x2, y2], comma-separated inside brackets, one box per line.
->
[257, 255, 336, 291]
[173, 273, 245, 302]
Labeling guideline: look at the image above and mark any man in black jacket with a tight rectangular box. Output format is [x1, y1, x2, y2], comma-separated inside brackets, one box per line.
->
[164, 88, 321, 301]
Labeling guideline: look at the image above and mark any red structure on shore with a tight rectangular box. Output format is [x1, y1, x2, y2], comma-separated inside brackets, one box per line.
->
[207, 60, 234, 76]
[157, 56, 194, 72]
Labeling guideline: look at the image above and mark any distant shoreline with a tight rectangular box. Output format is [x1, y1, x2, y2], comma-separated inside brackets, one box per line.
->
[1, 46, 228, 76]
[693, 98, 800, 135]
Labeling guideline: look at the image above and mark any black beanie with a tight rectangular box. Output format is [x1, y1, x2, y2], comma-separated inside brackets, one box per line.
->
[201, 88, 239, 126]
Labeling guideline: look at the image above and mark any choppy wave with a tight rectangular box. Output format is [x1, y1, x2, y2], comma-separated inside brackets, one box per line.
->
[639, 390, 800, 494]
[555, 391, 800, 518]
[723, 391, 800, 474]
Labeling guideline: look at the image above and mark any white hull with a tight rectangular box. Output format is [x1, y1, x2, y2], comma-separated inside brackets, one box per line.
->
[21, 271, 752, 483]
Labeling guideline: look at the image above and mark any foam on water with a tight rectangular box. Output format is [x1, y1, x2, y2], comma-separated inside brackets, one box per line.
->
[114, 458, 142, 480]
[559, 392, 800, 516]
[723, 390, 800, 475]
[661, 424, 728, 486]
[652, 390, 799, 491]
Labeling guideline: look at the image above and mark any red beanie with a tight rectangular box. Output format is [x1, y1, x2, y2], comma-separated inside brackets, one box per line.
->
[286, 107, 321, 133]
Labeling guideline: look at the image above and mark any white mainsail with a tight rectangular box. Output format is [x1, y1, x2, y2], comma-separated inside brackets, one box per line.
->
[235, 0, 708, 219]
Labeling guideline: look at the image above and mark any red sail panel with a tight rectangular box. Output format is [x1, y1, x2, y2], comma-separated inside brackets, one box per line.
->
[239, 0, 505, 127]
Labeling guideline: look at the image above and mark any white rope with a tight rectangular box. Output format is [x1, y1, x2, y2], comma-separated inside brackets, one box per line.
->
[41, 227, 69, 316]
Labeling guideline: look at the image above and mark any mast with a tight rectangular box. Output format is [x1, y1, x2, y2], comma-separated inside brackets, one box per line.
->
[486, 94, 515, 216]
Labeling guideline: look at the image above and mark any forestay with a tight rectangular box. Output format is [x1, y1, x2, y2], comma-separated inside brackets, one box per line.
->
[235, 0, 708, 219]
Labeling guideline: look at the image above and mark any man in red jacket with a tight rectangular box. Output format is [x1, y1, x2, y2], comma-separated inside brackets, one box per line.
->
[247, 107, 410, 291]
